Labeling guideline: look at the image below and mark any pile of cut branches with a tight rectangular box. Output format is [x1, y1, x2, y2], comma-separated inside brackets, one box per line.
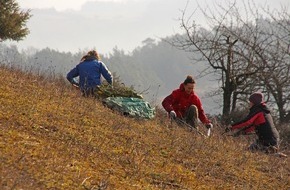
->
[95, 84, 143, 99]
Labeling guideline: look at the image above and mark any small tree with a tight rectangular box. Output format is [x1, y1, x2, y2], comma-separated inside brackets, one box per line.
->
[172, 1, 260, 123]
[0, 0, 31, 42]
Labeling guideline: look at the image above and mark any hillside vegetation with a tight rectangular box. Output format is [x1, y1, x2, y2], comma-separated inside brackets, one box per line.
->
[0, 66, 289, 190]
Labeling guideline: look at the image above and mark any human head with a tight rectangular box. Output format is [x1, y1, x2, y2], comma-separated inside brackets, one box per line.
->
[87, 50, 100, 60]
[249, 92, 264, 105]
[183, 75, 195, 94]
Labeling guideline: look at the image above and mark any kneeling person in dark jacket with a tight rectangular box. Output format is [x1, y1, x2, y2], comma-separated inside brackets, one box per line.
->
[227, 92, 280, 153]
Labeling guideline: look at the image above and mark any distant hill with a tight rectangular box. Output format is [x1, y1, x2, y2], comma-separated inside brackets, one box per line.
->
[1, 36, 221, 115]
[0, 65, 289, 189]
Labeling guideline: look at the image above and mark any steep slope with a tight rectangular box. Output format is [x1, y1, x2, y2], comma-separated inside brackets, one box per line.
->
[0, 66, 289, 189]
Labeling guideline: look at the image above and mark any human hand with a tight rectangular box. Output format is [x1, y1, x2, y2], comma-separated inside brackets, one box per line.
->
[72, 84, 79, 88]
[206, 123, 213, 129]
[169, 110, 176, 119]
[225, 126, 232, 133]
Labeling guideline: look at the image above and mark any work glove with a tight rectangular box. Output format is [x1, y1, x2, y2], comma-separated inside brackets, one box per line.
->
[206, 123, 213, 129]
[225, 126, 232, 133]
[169, 110, 177, 119]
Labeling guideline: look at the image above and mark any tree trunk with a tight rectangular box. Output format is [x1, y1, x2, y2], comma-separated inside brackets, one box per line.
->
[222, 37, 236, 124]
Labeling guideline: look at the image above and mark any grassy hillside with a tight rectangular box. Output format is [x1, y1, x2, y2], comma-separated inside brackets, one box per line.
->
[0, 65, 289, 190]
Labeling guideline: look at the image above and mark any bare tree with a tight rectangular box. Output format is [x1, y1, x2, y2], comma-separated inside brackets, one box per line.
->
[223, 6, 290, 123]
[171, 1, 260, 123]
[172, 0, 290, 123]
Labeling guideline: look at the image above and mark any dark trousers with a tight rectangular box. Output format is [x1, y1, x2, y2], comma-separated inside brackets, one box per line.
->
[82, 87, 96, 97]
[184, 105, 198, 128]
[248, 138, 279, 153]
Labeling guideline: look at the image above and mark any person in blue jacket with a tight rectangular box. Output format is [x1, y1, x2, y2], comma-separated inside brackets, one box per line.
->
[67, 50, 113, 97]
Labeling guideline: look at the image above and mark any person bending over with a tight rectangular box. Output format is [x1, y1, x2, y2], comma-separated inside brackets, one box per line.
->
[67, 50, 113, 97]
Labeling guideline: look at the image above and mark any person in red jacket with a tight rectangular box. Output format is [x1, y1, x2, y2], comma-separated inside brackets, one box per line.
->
[226, 92, 280, 153]
[162, 75, 213, 129]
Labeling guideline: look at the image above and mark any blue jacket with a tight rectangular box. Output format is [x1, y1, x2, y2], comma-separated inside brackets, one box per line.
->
[67, 59, 113, 91]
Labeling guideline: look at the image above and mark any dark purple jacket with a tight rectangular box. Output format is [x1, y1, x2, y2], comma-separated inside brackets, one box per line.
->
[232, 103, 280, 146]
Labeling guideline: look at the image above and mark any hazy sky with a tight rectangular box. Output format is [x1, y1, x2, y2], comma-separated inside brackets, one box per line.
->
[7, 0, 289, 54]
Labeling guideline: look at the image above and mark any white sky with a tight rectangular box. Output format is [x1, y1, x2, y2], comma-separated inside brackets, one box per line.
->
[8, 0, 290, 54]
[18, 0, 133, 11]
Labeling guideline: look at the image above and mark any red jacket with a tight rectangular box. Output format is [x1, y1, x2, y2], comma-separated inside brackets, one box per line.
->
[162, 83, 210, 124]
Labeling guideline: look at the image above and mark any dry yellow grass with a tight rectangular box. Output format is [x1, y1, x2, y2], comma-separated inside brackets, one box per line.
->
[0, 65, 289, 190]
